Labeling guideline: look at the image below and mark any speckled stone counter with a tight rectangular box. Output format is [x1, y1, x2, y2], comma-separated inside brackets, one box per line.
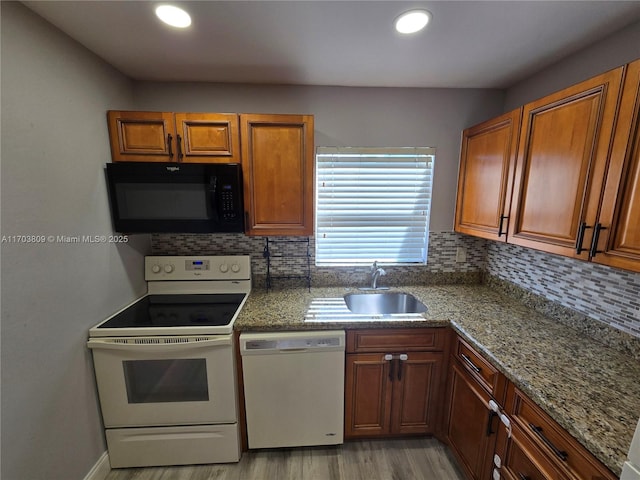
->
[235, 284, 640, 476]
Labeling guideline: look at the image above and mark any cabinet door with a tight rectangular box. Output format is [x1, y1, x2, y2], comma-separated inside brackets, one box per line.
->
[107, 111, 177, 162]
[508, 67, 625, 259]
[594, 59, 640, 272]
[174, 113, 241, 164]
[455, 109, 522, 241]
[241, 114, 314, 236]
[446, 362, 497, 480]
[391, 352, 442, 435]
[345, 353, 393, 438]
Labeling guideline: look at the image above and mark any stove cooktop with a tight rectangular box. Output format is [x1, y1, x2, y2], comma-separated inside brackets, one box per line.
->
[90, 255, 251, 337]
[92, 293, 246, 335]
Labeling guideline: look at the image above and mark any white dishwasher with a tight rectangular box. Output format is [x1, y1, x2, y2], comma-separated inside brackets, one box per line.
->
[240, 330, 345, 449]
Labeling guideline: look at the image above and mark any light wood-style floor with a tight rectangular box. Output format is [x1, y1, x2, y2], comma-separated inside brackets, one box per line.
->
[105, 438, 465, 480]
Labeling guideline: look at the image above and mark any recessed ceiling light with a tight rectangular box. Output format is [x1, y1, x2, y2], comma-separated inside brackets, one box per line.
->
[155, 5, 192, 28]
[394, 9, 432, 34]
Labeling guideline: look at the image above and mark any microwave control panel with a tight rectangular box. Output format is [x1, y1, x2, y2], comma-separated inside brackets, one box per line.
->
[220, 184, 236, 219]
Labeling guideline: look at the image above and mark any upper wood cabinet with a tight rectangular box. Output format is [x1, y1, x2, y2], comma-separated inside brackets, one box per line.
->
[107, 111, 176, 162]
[241, 113, 314, 236]
[592, 58, 640, 272]
[507, 66, 625, 259]
[107, 111, 241, 164]
[174, 113, 241, 163]
[455, 109, 522, 241]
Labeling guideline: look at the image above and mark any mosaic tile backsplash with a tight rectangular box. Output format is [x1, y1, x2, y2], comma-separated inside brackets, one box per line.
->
[486, 241, 640, 338]
[151, 231, 487, 287]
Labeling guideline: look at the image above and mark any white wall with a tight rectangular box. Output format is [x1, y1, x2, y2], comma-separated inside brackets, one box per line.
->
[1, 3, 149, 479]
[133, 83, 505, 231]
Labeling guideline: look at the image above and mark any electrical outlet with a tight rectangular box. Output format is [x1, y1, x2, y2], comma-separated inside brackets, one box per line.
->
[456, 247, 467, 263]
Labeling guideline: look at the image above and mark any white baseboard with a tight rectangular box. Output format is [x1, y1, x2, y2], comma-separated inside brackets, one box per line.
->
[84, 451, 110, 480]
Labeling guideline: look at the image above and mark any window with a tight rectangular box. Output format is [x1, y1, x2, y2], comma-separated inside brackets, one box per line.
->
[315, 147, 434, 266]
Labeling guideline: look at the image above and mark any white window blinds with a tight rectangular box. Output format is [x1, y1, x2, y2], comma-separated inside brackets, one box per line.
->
[315, 147, 434, 266]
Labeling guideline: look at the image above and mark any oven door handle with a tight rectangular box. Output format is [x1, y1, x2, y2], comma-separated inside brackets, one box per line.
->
[87, 336, 232, 352]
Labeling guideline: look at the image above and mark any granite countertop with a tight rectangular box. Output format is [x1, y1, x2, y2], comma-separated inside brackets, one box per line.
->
[235, 284, 640, 476]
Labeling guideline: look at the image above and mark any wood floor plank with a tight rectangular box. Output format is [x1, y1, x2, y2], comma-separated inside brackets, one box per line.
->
[104, 438, 465, 480]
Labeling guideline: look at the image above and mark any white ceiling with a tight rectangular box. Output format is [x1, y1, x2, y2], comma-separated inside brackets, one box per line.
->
[23, 1, 640, 89]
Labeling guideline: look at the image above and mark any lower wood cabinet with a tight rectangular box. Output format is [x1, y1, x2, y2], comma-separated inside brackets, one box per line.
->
[342, 329, 618, 480]
[446, 360, 502, 480]
[496, 420, 563, 480]
[344, 329, 446, 439]
[498, 383, 616, 480]
[445, 335, 507, 480]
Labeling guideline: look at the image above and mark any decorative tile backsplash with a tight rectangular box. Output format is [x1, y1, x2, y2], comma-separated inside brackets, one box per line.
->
[486, 241, 640, 338]
[151, 231, 487, 287]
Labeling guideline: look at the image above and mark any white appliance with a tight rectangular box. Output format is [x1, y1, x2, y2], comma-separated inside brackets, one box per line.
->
[622, 418, 640, 480]
[240, 330, 345, 449]
[88, 255, 251, 468]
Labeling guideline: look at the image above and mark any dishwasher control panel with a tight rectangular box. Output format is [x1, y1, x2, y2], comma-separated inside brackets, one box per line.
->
[240, 331, 345, 354]
[245, 336, 342, 350]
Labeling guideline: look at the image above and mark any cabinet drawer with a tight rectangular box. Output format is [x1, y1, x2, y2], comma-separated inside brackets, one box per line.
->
[346, 328, 446, 353]
[454, 337, 505, 399]
[508, 385, 615, 480]
[501, 422, 563, 480]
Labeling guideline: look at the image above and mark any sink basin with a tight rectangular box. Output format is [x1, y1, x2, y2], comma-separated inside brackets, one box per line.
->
[344, 292, 427, 315]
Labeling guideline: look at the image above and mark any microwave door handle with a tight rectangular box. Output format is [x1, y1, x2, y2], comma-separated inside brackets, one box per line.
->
[208, 176, 219, 222]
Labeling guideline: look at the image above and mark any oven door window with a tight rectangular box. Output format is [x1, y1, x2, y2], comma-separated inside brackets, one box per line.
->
[123, 359, 209, 403]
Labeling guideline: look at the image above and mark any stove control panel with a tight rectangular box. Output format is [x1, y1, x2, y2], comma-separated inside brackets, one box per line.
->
[145, 255, 251, 281]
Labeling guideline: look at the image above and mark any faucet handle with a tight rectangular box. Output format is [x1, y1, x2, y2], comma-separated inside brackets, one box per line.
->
[379, 268, 386, 276]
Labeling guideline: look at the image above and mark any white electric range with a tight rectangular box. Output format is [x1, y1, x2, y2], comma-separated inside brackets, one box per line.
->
[87, 255, 251, 468]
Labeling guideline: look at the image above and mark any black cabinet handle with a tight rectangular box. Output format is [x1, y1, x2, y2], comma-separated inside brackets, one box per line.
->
[389, 358, 396, 382]
[528, 423, 568, 461]
[167, 133, 174, 160]
[177, 134, 184, 162]
[486, 410, 497, 436]
[575, 221, 591, 254]
[460, 353, 482, 373]
[498, 215, 508, 237]
[518, 474, 531, 480]
[589, 223, 608, 258]
[397, 354, 408, 381]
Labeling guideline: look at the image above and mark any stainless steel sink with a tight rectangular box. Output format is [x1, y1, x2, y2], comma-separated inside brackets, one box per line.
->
[344, 292, 427, 315]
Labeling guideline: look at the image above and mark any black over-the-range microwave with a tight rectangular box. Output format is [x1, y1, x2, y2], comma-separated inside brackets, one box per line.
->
[105, 162, 244, 234]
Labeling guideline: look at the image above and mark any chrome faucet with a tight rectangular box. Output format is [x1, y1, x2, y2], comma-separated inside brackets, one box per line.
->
[371, 261, 386, 289]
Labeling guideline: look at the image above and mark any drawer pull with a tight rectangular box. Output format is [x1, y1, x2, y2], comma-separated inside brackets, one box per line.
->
[518, 473, 531, 480]
[461, 353, 482, 373]
[528, 423, 568, 461]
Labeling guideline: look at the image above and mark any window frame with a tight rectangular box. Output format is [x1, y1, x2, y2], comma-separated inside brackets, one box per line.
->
[315, 146, 435, 267]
